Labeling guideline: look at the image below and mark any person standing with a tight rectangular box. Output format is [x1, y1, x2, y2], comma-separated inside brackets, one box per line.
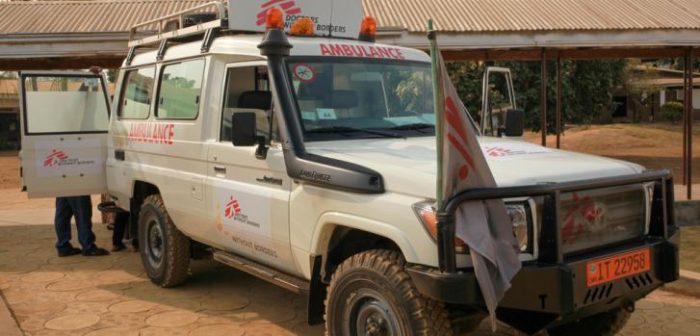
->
[55, 195, 109, 257]
[111, 211, 129, 252]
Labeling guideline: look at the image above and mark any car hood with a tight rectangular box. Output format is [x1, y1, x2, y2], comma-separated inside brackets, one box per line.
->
[305, 136, 645, 198]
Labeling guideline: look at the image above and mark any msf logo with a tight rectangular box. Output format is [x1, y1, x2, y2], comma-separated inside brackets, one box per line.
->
[224, 196, 242, 219]
[43, 149, 69, 167]
[256, 0, 301, 26]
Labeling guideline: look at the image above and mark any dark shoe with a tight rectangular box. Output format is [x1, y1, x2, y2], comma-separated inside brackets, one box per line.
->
[58, 247, 82, 257]
[82, 247, 110, 256]
[111, 244, 127, 252]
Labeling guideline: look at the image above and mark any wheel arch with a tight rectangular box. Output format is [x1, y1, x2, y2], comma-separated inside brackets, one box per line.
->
[128, 180, 161, 240]
[306, 213, 419, 325]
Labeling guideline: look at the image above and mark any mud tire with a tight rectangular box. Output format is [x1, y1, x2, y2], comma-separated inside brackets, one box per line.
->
[548, 305, 633, 336]
[138, 194, 190, 287]
[325, 249, 453, 336]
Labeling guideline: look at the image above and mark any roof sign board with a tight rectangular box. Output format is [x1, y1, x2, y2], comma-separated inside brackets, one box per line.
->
[228, 0, 363, 39]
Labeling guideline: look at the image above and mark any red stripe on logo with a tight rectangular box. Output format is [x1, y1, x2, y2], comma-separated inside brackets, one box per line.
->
[444, 97, 468, 144]
[447, 133, 475, 180]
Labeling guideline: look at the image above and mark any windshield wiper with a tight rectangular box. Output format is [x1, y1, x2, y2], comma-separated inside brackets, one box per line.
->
[307, 126, 405, 139]
[388, 123, 435, 133]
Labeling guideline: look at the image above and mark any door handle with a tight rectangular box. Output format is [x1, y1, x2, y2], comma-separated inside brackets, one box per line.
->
[115, 150, 125, 161]
[213, 166, 226, 174]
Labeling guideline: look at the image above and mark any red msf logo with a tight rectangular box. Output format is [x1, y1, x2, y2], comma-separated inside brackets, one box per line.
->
[485, 147, 513, 157]
[256, 0, 301, 26]
[224, 196, 241, 219]
[43, 149, 68, 167]
[445, 97, 476, 181]
[562, 193, 606, 242]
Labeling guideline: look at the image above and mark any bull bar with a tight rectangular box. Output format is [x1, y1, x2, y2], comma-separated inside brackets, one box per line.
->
[406, 170, 680, 333]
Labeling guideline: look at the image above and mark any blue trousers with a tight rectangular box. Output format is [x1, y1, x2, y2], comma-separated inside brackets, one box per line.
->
[54, 196, 97, 252]
[113, 211, 129, 247]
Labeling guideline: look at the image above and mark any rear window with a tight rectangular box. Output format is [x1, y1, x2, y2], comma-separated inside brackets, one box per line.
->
[119, 67, 155, 119]
[156, 59, 205, 119]
[23, 75, 109, 134]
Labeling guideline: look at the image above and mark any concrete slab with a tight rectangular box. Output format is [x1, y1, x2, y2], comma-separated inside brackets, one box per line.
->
[675, 200, 700, 226]
[0, 293, 22, 336]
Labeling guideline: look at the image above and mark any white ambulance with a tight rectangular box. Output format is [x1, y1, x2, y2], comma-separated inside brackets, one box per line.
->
[17, 1, 679, 335]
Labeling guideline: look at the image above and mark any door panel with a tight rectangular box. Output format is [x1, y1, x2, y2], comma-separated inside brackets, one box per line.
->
[19, 71, 110, 198]
[206, 144, 296, 274]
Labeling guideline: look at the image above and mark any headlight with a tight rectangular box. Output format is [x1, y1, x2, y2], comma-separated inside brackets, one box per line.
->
[506, 203, 531, 253]
[413, 201, 532, 254]
[412, 202, 468, 254]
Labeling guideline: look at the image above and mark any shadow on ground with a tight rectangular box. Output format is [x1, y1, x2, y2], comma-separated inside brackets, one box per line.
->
[1, 223, 699, 335]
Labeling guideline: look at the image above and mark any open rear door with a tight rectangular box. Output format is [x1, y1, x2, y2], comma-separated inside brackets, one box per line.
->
[18, 71, 110, 198]
[480, 67, 517, 136]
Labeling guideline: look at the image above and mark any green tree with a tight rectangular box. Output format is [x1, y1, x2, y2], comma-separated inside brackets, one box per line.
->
[446, 59, 627, 133]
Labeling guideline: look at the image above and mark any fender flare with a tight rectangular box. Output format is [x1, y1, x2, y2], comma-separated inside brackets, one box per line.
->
[310, 211, 419, 264]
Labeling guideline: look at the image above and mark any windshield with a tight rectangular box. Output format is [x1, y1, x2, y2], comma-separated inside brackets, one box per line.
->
[287, 57, 438, 140]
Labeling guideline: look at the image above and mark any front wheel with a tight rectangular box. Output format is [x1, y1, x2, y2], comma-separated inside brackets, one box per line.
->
[548, 304, 633, 336]
[138, 194, 190, 287]
[325, 249, 453, 336]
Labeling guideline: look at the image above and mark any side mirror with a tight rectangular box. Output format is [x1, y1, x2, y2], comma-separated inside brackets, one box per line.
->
[502, 109, 524, 137]
[231, 112, 269, 159]
[232, 112, 257, 146]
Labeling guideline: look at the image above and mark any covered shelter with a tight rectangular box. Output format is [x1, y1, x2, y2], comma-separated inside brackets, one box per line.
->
[365, 0, 700, 198]
[0, 0, 698, 196]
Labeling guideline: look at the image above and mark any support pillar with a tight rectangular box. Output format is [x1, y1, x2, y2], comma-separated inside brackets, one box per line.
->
[541, 49, 547, 147]
[556, 53, 562, 149]
[686, 49, 694, 199]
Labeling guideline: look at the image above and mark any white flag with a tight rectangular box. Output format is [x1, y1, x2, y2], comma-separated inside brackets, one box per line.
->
[436, 52, 522, 330]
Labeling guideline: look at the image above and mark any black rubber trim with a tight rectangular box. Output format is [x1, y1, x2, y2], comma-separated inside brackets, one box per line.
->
[406, 232, 680, 334]
[258, 29, 384, 194]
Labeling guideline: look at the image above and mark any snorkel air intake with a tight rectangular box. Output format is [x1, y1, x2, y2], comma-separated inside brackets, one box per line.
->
[258, 28, 384, 194]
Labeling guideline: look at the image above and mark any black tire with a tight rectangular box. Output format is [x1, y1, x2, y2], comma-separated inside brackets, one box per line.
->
[138, 194, 190, 287]
[325, 249, 453, 336]
[548, 305, 633, 336]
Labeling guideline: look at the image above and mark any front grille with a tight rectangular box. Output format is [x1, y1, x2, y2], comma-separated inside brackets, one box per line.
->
[559, 184, 648, 254]
[584, 283, 614, 304]
[625, 273, 655, 290]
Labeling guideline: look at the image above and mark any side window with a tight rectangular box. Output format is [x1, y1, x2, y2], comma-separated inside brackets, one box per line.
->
[119, 67, 154, 119]
[23, 75, 109, 134]
[221, 66, 275, 143]
[157, 59, 205, 119]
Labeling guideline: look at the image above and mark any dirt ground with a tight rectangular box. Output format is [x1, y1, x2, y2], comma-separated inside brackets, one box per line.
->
[523, 123, 700, 184]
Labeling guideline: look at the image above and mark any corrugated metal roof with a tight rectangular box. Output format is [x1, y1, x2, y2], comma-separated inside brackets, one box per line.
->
[363, 0, 700, 33]
[0, 0, 212, 34]
[0, 0, 698, 35]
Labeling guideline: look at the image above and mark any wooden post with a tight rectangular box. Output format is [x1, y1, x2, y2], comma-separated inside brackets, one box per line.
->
[541, 49, 547, 147]
[556, 53, 562, 149]
[687, 49, 694, 200]
[683, 56, 688, 187]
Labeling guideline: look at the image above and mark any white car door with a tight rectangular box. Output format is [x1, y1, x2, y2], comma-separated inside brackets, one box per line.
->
[205, 63, 297, 275]
[18, 71, 110, 198]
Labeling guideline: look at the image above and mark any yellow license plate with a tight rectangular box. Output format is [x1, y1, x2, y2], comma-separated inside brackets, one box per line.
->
[586, 248, 651, 287]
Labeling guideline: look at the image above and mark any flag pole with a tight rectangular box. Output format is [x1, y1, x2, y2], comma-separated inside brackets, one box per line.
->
[428, 19, 444, 210]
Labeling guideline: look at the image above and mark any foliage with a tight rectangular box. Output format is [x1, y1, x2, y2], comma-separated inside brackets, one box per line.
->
[661, 101, 684, 123]
[622, 60, 662, 122]
[446, 59, 627, 132]
[0, 71, 18, 79]
[394, 71, 432, 113]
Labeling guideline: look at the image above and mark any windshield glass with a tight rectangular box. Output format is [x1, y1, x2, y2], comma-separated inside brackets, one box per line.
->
[286, 57, 439, 140]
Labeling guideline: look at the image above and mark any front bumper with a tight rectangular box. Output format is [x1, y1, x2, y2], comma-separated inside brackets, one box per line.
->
[407, 229, 680, 334]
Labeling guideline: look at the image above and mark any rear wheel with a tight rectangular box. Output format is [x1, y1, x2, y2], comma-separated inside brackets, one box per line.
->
[138, 194, 190, 287]
[325, 249, 453, 336]
[548, 305, 633, 336]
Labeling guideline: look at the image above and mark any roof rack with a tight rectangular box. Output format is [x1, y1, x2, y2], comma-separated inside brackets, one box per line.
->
[128, 1, 228, 49]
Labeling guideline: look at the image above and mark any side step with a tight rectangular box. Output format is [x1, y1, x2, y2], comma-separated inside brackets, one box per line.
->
[213, 250, 310, 295]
